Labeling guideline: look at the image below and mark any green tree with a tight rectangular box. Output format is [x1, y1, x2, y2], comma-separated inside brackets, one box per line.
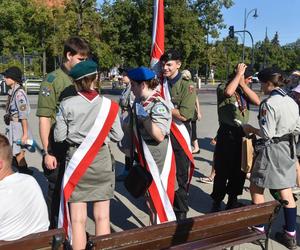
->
[165, 0, 205, 69]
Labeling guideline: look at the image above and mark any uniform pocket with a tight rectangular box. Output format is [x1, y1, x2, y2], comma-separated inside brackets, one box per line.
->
[255, 148, 268, 171]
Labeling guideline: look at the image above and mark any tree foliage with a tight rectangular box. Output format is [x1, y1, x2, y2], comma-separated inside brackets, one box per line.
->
[0, 0, 299, 78]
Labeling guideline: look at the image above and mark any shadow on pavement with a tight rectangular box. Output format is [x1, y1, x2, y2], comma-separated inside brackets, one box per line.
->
[188, 182, 213, 214]
[194, 156, 213, 166]
[199, 137, 215, 153]
[111, 160, 149, 230]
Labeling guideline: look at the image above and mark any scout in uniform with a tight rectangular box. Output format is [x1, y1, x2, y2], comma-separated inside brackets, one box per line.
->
[3, 66, 32, 175]
[128, 66, 176, 224]
[160, 50, 196, 221]
[289, 84, 300, 189]
[181, 69, 202, 154]
[243, 68, 300, 250]
[116, 69, 135, 181]
[211, 63, 260, 212]
[54, 60, 123, 249]
[36, 36, 90, 228]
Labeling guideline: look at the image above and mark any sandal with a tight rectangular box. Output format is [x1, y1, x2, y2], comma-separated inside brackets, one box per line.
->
[198, 176, 214, 184]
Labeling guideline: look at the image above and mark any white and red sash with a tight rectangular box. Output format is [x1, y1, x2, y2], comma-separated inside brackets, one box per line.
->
[160, 79, 195, 188]
[58, 97, 119, 240]
[134, 94, 176, 223]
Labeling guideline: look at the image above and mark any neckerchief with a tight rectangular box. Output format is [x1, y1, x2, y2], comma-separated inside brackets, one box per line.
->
[142, 90, 161, 108]
[234, 87, 248, 116]
[167, 72, 182, 92]
[78, 90, 99, 101]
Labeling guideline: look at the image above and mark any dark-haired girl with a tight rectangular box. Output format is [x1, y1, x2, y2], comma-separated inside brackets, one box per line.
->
[243, 68, 300, 249]
[127, 66, 176, 224]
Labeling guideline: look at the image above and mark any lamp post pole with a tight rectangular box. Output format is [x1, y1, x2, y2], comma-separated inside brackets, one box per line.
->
[22, 47, 26, 78]
[242, 8, 258, 62]
[205, 24, 209, 85]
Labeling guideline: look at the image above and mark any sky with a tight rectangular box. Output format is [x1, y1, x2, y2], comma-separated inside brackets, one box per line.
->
[96, 0, 300, 46]
[217, 0, 300, 46]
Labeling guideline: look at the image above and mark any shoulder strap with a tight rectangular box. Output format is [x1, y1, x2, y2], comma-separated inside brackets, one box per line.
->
[6, 86, 23, 113]
[133, 102, 148, 168]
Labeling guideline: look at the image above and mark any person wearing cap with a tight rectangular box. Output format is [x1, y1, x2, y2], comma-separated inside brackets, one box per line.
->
[243, 68, 300, 249]
[36, 36, 90, 229]
[160, 49, 196, 221]
[54, 60, 123, 249]
[210, 63, 260, 212]
[3, 66, 33, 175]
[127, 66, 176, 224]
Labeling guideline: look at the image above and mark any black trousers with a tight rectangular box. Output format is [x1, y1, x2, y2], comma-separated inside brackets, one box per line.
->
[171, 121, 191, 214]
[191, 120, 197, 142]
[211, 124, 246, 202]
[43, 130, 68, 229]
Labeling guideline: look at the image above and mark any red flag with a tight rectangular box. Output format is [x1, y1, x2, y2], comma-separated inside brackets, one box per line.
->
[150, 0, 164, 73]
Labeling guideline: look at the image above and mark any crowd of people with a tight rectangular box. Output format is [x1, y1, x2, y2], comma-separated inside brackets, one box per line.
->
[0, 35, 300, 250]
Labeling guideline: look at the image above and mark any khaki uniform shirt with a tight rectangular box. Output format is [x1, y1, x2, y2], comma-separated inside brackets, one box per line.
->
[6, 84, 31, 155]
[137, 96, 171, 141]
[169, 76, 196, 120]
[251, 88, 300, 189]
[217, 83, 249, 126]
[258, 88, 300, 139]
[36, 66, 72, 123]
[7, 84, 30, 120]
[54, 95, 123, 145]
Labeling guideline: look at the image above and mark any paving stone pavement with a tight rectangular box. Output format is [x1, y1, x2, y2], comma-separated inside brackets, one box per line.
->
[0, 86, 299, 249]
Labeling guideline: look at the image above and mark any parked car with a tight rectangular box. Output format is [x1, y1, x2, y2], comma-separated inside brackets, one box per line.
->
[23, 78, 43, 94]
[252, 72, 259, 83]
[0, 74, 8, 95]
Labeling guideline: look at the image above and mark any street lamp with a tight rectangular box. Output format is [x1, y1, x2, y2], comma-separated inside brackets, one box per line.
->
[242, 8, 258, 62]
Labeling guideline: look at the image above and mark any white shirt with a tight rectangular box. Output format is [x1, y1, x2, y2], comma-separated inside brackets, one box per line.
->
[0, 173, 49, 241]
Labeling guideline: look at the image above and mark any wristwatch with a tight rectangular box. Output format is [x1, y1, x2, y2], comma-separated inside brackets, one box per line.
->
[41, 149, 49, 157]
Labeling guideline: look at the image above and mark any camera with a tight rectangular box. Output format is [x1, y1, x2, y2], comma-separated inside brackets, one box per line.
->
[3, 114, 10, 125]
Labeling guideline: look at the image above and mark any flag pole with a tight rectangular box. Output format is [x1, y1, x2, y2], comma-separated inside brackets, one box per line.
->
[150, 0, 164, 75]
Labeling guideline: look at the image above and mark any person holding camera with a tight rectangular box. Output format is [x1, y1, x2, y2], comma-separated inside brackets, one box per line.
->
[210, 63, 260, 212]
[127, 66, 176, 224]
[3, 66, 32, 175]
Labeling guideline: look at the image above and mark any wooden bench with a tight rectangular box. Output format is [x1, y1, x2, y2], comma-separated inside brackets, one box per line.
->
[88, 200, 281, 250]
[0, 228, 65, 250]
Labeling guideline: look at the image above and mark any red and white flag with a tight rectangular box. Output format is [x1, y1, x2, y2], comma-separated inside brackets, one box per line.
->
[150, 0, 164, 74]
[58, 97, 119, 241]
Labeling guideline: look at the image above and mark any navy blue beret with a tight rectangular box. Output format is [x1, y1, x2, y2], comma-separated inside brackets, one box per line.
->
[69, 60, 98, 80]
[127, 66, 155, 82]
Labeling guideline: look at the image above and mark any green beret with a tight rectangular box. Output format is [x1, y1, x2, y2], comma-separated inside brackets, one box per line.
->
[69, 60, 98, 81]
